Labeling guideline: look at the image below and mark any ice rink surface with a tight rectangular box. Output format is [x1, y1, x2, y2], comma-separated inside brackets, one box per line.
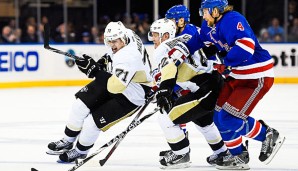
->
[0, 84, 298, 171]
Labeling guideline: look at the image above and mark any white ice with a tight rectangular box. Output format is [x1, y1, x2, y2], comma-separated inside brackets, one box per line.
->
[0, 84, 297, 171]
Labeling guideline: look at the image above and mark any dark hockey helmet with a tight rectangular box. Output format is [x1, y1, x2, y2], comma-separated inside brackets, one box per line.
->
[165, 4, 190, 24]
[199, 0, 228, 16]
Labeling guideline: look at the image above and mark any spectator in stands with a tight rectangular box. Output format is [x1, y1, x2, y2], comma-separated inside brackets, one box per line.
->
[288, 0, 298, 31]
[1, 26, 17, 43]
[134, 14, 150, 43]
[273, 34, 283, 42]
[289, 18, 298, 42]
[37, 16, 49, 43]
[21, 25, 38, 43]
[90, 26, 100, 44]
[55, 23, 76, 43]
[259, 28, 272, 42]
[98, 31, 104, 44]
[7, 19, 22, 43]
[26, 16, 37, 28]
[267, 17, 284, 42]
[81, 32, 91, 44]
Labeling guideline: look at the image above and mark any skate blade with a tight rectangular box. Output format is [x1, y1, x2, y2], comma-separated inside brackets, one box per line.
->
[263, 136, 286, 165]
[46, 149, 67, 155]
[216, 163, 250, 170]
[160, 162, 191, 170]
[56, 159, 74, 164]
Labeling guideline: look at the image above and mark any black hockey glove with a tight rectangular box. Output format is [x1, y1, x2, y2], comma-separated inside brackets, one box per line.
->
[202, 45, 218, 59]
[96, 53, 111, 71]
[75, 54, 100, 78]
[156, 88, 173, 114]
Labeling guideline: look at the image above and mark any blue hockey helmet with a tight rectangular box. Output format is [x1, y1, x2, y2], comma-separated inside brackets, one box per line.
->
[165, 5, 190, 23]
[199, 0, 228, 16]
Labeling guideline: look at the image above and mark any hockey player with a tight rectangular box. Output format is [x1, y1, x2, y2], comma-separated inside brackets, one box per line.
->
[47, 21, 152, 163]
[148, 18, 224, 169]
[164, 4, 228, 166]
[198, 0, 286, 169]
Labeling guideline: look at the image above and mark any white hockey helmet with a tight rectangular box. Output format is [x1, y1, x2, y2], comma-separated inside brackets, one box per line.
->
[148, 18, 176, 41]
[104, 21, 128, 46]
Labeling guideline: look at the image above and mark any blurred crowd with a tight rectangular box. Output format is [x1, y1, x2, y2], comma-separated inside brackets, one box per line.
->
[258, 0, 298, 43]
[0, 0, 298, 44]
[0, 13, 151, 45]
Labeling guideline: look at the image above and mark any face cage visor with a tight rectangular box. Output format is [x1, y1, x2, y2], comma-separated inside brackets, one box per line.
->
[148, 31, 154, 41]
[148, 31, 164, 42]
[199, 8, 213, 16]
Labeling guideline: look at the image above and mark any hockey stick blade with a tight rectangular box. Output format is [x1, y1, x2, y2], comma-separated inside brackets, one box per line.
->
[99, 107, 159, 166]
[31, 168, 38, 171]
[99, 134, 125, 166]
[43, 24, 82, 60]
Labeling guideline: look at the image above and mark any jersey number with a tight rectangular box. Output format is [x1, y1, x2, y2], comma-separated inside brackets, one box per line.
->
[115, 69, 129, 83]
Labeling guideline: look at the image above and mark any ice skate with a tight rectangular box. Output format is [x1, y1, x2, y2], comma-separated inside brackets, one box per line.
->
[215, 150, 250, 170]
[216, 141, 249, 170]
[206, 150, 228, 166]
[57, 149, 87, 163]
[159, 150, 171, 158]
[46, 138, 73, 155]
[159, 131, 188, 159]
[259, 120, 285, 165]
[159, 150, 191, 169]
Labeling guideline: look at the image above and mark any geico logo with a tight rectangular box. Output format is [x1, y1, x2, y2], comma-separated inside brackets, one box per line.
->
[0, 51, 39, 72]
[272, 48, 297, 67]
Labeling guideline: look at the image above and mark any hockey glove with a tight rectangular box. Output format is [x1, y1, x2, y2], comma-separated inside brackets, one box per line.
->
[96, 53, 111, 71]
[75, 54, 100, 78]
[213, 64, 231, 78]
[201, 44, 218, 59]
[217, 50, 228, 59]
[168, 43, 189, 67]
[156, 88, 173, 114]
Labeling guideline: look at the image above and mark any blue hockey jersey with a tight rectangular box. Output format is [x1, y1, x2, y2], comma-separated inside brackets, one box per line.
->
[199, 11, 274, 79]
[176, 24, 205, 55]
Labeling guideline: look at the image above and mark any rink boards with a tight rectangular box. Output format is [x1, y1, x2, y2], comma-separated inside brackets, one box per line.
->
[0, 43, 298, 88]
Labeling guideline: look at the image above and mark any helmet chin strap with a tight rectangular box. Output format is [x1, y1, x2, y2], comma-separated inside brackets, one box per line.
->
[209, 8, 222, 27]
[213, 16, 219, 25]
[211, 12, 221, 27]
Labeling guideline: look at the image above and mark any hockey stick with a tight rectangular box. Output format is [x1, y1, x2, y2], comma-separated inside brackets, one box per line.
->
[99, 108, 158, 166]
[31, 107, 158, 171]
[99, 94, 156, 166]
[99, 109, 155, 166]
[70, 108, 159, 171]
[67, 96, 155, 171]
[43, 23, 82, 60]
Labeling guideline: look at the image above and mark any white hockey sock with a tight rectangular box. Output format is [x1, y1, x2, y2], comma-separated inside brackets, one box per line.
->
[158, 114, 189, 155]
[196, 122, 227, 154]
[76, 115, 101, 154]
[64, 98, 90, 142]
